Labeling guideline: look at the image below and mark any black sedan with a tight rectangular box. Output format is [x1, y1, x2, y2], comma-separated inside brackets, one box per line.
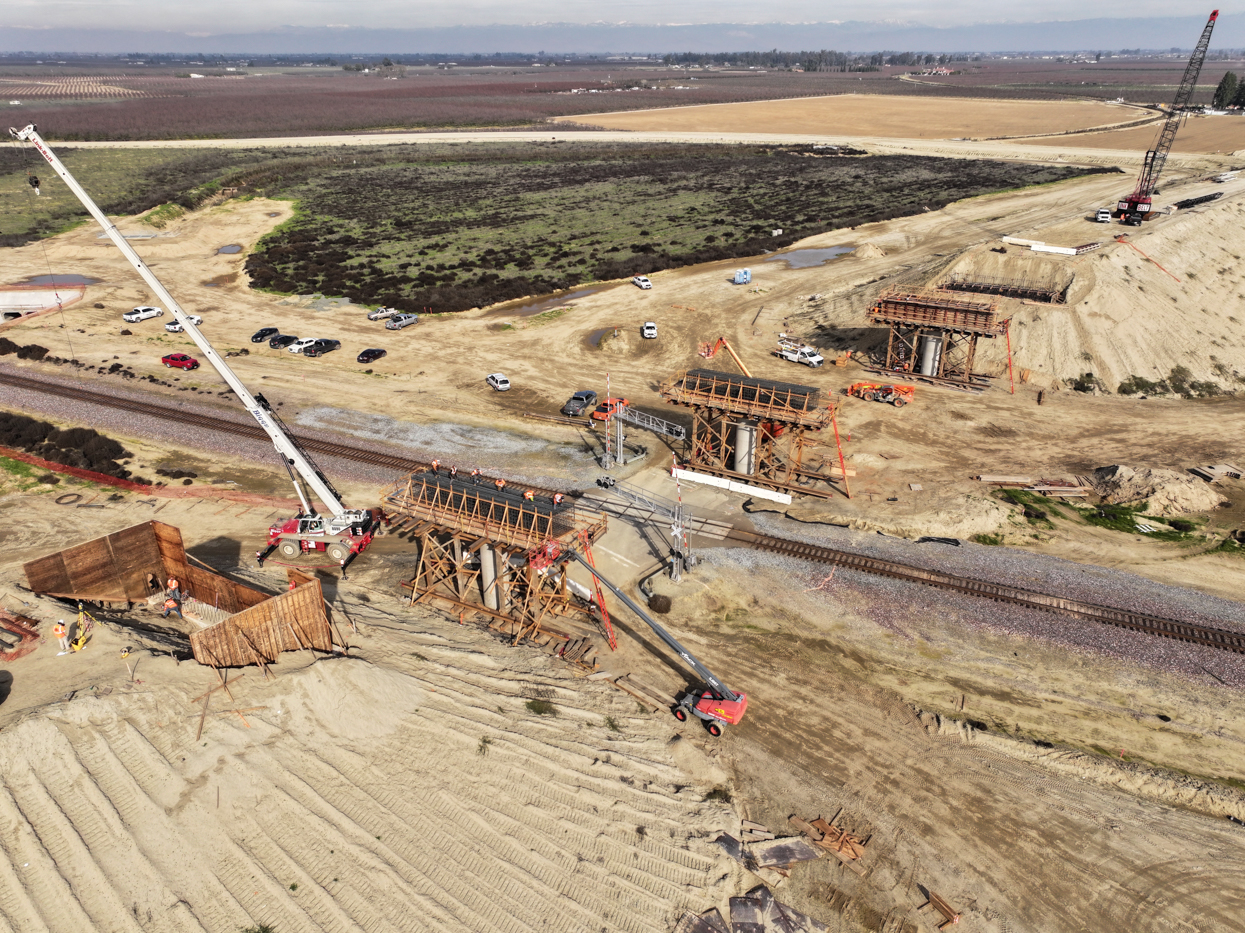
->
[269, 334, 299, 349]
[357, 347, 387, 364]
[251, 326, 279, 343]
[302, 339, 341, 358]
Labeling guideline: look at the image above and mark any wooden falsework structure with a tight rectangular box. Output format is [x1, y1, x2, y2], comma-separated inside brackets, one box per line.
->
[23, 520, 268, 612]
[190, 577, 332, 671]
[381, 470, 609, 660]
[659, 368, 841, 499]
[869, 288, 1006, 389]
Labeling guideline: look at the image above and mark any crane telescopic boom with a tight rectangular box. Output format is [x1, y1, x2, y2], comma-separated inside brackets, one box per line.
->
[10, 123, 378, 564]
[1115, 10, 1219, 223]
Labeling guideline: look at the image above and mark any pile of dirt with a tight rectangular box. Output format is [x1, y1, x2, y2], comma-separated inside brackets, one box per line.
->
[956, 198, 1245, 391]
[854, 242, 887, 259]
[1092, 464, 1227, 515]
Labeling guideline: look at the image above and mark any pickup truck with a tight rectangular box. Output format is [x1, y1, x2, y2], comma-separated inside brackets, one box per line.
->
[775, 336, 824, 368]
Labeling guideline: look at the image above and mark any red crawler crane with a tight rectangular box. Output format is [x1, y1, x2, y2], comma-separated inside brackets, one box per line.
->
[1114, 10, 1219, 225]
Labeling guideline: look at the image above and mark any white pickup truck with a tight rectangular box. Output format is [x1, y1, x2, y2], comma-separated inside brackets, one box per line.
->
[775, 335, 824, 368]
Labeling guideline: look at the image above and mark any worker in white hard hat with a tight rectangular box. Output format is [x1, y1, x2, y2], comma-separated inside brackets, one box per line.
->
[54, 619, 70, 653]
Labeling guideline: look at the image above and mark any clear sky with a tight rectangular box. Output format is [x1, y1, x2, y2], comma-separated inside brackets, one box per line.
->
[0, 1, 1233, 33]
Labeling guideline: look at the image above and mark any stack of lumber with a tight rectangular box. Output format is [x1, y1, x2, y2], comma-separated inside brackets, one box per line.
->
[789, 811, 870, 875]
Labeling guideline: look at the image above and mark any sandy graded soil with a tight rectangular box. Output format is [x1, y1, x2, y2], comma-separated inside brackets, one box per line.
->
[560, 94, 1147, 141]
[0, 496, 743, 933]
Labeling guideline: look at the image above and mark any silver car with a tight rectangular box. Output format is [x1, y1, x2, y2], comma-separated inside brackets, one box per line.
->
[385, 313, 420, 330]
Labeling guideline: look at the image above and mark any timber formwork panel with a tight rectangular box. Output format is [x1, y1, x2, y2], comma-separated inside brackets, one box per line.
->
[190, 579, 331, 669]
[24, 520, 268, 609]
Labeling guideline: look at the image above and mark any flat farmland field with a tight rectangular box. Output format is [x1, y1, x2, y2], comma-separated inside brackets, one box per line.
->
[565, 94, 1147, 140]
[1028, 115, 1245, 154]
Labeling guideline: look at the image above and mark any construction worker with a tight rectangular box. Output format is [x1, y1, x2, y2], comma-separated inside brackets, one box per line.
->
[471, 467, 480, 484]
[162, 596, 183, 620]
[523, 489, 535, 501]
[53, 619, 69, 653]
[552, 493, 564, 506]
[430, 459, 440, 474]
[166, 576, 179, 598]
[449, 465, 457, 480]
[495, 478, 506, 492]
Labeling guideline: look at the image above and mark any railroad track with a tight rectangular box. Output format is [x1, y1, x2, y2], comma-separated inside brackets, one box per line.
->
[0, 371, 565, 496]
[8, 370, 1244, 656]
[725, 529, 1245, 655]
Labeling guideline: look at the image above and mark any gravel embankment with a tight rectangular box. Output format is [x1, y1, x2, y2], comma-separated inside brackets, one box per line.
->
[727, 521, 1245, 687]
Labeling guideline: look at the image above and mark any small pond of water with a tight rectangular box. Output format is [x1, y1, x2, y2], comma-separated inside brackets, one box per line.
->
[763, 246, 854, 269]
[16, 274, 101, 286]
[217, 244, 243, 255]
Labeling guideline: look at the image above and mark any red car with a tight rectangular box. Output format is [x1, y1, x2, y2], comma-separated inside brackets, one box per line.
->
[162, 353, 200, 371]
[590, 397, 629, 422]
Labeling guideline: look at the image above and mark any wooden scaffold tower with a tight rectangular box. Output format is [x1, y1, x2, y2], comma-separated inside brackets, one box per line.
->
[380, 470, 611, 663]
[868, 288, 1009, 390]
[658, 368, 845, 499]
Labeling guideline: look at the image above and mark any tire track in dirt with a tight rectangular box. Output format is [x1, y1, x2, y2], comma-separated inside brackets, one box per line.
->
[0, 766, 144, 932]
[59, 718, 246, 932]
[33, 722, 208, 933]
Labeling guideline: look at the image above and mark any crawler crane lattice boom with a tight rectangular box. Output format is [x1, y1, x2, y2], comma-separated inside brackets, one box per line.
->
[1114, 10, 1219, 224]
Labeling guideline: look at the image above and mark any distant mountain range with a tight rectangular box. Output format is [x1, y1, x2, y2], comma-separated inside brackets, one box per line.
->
[1, 17, 1241, 56]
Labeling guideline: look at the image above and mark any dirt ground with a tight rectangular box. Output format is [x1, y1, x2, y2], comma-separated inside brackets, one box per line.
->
[1027, 113, 1245, 155]
[3, 127, 1245, 932]
[560, 94, 1146, 141]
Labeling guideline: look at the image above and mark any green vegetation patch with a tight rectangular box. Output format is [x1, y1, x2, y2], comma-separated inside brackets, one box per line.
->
[239, 142, 1111, 313]
[0, 140, 1111, 316]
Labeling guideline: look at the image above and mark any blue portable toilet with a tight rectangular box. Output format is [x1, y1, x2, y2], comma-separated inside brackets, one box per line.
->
[733, 268, 751, 285]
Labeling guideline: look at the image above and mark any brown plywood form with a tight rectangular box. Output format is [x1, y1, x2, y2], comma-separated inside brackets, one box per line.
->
[23, 521, 268, 610]
[190, 578, 332, 669]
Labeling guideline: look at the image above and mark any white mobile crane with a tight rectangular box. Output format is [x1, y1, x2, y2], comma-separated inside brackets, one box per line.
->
[11, 124, 380, 568]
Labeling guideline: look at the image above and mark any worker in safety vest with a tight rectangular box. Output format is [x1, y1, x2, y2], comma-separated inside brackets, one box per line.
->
[495, 478, 506, 491]
[53, 619, 69, 652]
[552, 493, 564, 506]
[471, 468, 480, 484]
[430, 459, 440, 474]
[162, 597, 184, 620]
[523, 490, 535, 501]
[449, 465, 457, 480]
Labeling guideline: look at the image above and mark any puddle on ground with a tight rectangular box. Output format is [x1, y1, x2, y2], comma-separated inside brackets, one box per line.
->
[484, 285, 609, 319]
[15, 274, 101, 286]
[267, 212, 280, 217]
[202, 273, 238, 288]
[586, 327, 620, 348]
[216, 244, 243, 254]
[763, 246, 854, 268]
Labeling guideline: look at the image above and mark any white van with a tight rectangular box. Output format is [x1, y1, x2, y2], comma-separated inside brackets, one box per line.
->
[1095, 208, 1112, 223]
